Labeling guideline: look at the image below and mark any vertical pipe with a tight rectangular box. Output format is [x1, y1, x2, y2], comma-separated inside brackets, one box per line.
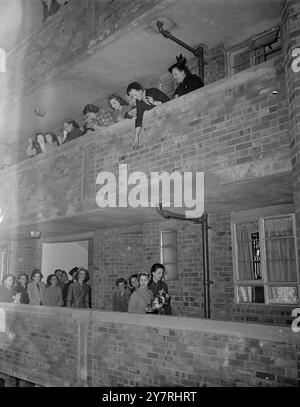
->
[197, 47, 204, 86]
[202, 214, 210, 318]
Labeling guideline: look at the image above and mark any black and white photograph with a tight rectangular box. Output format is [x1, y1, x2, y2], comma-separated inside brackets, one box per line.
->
[0, 0, 299, 394]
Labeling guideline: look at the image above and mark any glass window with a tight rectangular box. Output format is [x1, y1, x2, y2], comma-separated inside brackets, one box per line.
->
[160, 230, 178, 281]
[233, 214, 299, 305]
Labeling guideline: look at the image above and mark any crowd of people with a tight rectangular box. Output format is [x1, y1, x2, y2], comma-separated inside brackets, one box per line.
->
[0, 263, 171, 315]
[27, 54, 203, 155]
[113, 263, 172, 315]
[0, 266, 91, 308]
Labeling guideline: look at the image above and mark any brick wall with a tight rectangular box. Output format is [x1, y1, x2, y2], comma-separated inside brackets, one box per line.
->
[92, 226, 144, 310]
[0, 305, 298, 387]
[281, 0, 300, 265]
[6, 0, 162, 102]
[8, 239, 42, 278]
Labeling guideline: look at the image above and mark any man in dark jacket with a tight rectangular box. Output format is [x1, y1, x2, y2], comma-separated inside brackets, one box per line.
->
[127, 82, 169, 149]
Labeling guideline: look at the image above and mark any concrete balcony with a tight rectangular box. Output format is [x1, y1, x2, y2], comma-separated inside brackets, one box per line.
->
[0, 303, 298, 387]
[0, 60, 293, 240]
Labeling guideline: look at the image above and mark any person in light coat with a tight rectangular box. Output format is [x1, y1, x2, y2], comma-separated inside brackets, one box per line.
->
[27, 269, 46, 305]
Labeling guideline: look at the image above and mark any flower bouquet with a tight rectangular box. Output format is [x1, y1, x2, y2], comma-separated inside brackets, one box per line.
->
[146, 289, 170, 314]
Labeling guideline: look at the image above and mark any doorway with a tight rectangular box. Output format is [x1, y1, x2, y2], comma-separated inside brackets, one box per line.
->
[42, 240, 89, 280]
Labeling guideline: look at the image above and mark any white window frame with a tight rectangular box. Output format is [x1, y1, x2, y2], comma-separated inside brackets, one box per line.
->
[232, 208, 299, 306]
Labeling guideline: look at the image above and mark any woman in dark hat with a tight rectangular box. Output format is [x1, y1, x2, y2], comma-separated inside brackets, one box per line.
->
[168, 54, 203, 99]
[62, 267, 78, 306]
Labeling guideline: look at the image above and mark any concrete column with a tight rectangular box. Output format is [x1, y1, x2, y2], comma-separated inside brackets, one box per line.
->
[281, 0, 300, 262]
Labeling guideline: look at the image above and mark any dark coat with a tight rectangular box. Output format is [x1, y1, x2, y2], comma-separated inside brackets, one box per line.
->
[174, 73, 203, 98]
[14, 283, 29, 304]
[66, 281, 91, 308]
[112, 289, 131, 312]
[65, 127, 83, 142]
[135, 88, 169, 128]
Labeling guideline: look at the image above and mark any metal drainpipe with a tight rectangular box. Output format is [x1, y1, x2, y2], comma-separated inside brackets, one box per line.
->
[156, 204, 213, 318]
[201, 213, 211, 319]
[156, 21, 206, 85]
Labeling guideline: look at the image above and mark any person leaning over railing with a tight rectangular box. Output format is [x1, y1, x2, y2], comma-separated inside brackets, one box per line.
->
[126, 82, 169, 150]
[168, 54, 203, 99]
[44, 132, 59, 151]
[81, 104, 112, 135]
[26, 132, 46, 157]
[58, 120, 83, 145]
[108, 93, 136, 123]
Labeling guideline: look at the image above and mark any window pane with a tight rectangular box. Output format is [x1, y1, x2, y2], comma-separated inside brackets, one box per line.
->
[268, 286, 298, 305]
[162, 247, 177, 263]
[161, 231, 177, 246]
[265, 217, 297, 282]
[164, 263, 177, 281]
[161, 231, 178, 281]
[237, 286, 265, 303]
[236, 222, 261, 281]
[264, 217, 293, 238]
[233, 50, 250, 73]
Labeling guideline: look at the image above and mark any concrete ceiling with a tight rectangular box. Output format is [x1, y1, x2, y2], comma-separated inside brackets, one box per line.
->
[0, 0, 42, 52]
[0, 0, 281, 143]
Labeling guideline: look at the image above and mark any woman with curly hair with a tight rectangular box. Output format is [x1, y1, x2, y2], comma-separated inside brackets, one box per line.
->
[108, 93, 136, 123]
[27, 269, 46, 305]
[44, 132, 59, 151]
[26, 132, 46, 157]
[148, 263, 171, 315]
[44, 274, 63, 307]
[66, 267, 91, 308]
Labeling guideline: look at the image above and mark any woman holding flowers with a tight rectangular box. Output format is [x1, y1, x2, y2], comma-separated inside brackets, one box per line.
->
[147, 263, 172, 315]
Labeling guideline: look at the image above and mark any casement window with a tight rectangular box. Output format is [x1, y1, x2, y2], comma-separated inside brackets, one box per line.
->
[160, 230, 178, 281]
[228, 26, 281, 75]
[232, 213, 299, 305]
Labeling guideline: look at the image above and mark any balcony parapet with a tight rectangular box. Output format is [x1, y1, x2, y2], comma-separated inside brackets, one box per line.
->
[0, 303, 298, 387]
